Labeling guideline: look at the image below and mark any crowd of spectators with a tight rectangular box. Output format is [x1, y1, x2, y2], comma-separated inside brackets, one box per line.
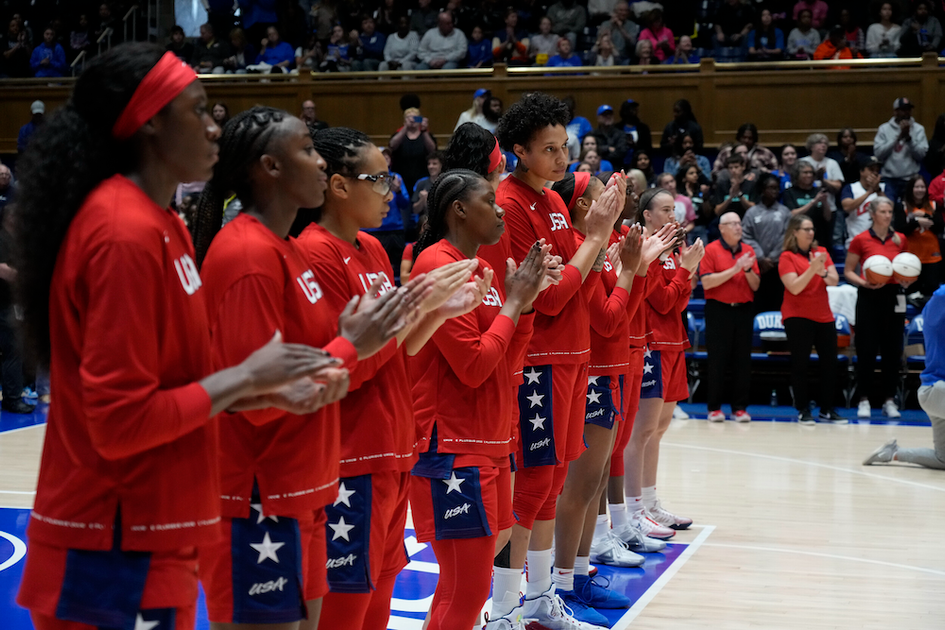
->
[5, 1, 945, 78]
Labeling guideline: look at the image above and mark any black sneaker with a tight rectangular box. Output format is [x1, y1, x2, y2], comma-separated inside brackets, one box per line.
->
[2, 398, 36, 414]
[798, 410, 816, 425]
[818, 409, 848, 424]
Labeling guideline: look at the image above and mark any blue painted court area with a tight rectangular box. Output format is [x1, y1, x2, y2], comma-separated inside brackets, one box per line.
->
[0, 511, 702, 630]
[0, 404, 46, 435]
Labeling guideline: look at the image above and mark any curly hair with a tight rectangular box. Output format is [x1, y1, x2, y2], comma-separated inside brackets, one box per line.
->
[444, 122, 497, 176]
[13, 42, 165, 366]
[191, 106, 290, 268]
[413, 169, 485, 259]
[290, 126, 373, 237]
[495, 92, 570, 152]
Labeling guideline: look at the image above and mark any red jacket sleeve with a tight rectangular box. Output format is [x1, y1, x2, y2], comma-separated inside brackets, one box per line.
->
[80, 242, 211, 460]
[624, 274, 646, 320]
[432, 313, 518, 388]
[508, 312, 536, 372]
[645, 263, 692, 315]
[304, 244, 399, 392]
[588, 282, 631, 338]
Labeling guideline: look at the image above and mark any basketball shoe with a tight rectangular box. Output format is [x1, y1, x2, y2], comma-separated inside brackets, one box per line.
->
[629, 508, 674, 540]
[484, 606, 529, 630]
[588, 531, 645, 567]
[521, 586, 607, 629]
[707, 410, 725, 422]
[863, 439, 898, 465]
[611, 520, 667, 553]
[573, 574, 631, 609]
[646, 500, 693, 530]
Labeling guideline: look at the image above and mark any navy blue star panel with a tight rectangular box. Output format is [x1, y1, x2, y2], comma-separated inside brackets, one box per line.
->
[56, 521, 150, 628]
[518, 366, 557, 468]
[640, 348, 663, 400]
[324, 475, 373, 593]
[585, 375, 623, 430]
[229, 509, 305, 623]
[429, 468, 492, 540]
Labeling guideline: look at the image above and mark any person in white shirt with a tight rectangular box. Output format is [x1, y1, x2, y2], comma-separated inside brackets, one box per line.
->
[799, 133, 844, 220]
[380, 16, 419, 71]
[417, 11, 468, 70]
[454, 88, 492, 131]
[874, 97, 928, 204]
[529, 16, 559, 63]
[840, 156, 885, 247]
[866, 2, 901, 57]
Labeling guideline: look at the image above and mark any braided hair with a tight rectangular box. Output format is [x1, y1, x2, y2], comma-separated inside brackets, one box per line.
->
[290, 126, 373, 237]
[14, 42, 165, 366]
[191, 106, 289, 268]
[413, 169, 485, 259]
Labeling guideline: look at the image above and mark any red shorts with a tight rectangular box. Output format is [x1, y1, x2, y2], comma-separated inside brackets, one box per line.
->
[515, 363, 589, 469]
[611, 349, 644, 477]
[409, 463, 512, 543]
[18, 539, 198, 629]
[200, 510, 317, 623]
[322, 471, 410, 594]
[640, 348, 689, 403]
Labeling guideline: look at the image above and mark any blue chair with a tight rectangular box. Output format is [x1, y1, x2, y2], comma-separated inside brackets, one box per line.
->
[688, 298, 705, 319]
[753, 311, 786, 348]
[905, 314, 924, 346]
[835, 313, 851, 348]
[687, 312, 705, 349]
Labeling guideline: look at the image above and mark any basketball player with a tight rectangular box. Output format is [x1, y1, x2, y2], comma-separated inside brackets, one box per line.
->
[624, 188, 704, 540]
[14, 45, 339, 630]
[409, 169, 550, 629]
[293, 127, 482, 630]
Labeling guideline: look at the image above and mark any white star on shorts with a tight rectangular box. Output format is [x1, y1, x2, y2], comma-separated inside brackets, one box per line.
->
[588, 376, 600, 386]
[443, 472, 466, 494]
[526, 391, 545, 407]
[329, 516, 355, 542]
[524, 368, 542, 384]
[134, 614, 160, 630]
[644, 347, 652, 359]
[587, 389, 603, 405]
[250, 532, 285, 564]
[529, 414, 547, 431]
[643, 362, 654, 375]
[250, 503, 279, 525]
[334, 482, 356, 508]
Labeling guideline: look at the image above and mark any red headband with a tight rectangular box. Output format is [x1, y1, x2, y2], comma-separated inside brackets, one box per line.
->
[567, 172, 591, 212]
[488, 136, 503, 173]
[112, 52, 198, 141]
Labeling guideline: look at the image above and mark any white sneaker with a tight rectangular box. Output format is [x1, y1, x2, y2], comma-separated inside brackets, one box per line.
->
[857, 400, 871, 419]
[707, 410, 725, 422]
[673, 405, 689, 419]
[882, 400, 901, 418]
[629, 508, 674, 540]
[863, 439, 898, 465]
[612, 521, 667, 553]
[520, 586, 603, 630]
[484, 606, 529, 630]
[588, 531, 645, 567]
[646, 500, 693, 530]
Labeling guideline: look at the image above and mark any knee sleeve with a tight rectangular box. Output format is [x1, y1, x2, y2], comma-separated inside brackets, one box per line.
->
[535, 461, 570, 522]
[512, 464, 556, 529]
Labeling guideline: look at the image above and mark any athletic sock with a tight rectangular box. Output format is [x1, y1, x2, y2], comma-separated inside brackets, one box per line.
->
[574, 555, 590, 577]
[628, 494, 643, 515]
[610, 502, 628, 530]
[525, 549, 553, 597]
[642, 486, 657, 510]
[551, 566, 574, 593]
[491, 566, 523, 618]
[593, 514, 610, 542]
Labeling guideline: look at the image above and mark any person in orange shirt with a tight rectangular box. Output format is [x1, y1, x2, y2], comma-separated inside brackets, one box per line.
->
[895, 173, 943, 298]
[814, 26, 864, 62]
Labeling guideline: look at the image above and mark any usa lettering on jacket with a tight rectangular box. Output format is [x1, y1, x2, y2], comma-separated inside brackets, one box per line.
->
[357, 271, 395, 295]
[549, 212, 569, 231]
[174, 253, 201, 295]
[482, 286, 503, 307]
[296, 269, 324, 304]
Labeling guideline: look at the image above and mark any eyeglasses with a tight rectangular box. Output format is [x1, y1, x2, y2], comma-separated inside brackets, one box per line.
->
[350, 173, 393, 195]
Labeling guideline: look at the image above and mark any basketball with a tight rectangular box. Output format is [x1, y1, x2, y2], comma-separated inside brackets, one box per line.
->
[863, 255, 893, 285]
[892, 252, 922, 283]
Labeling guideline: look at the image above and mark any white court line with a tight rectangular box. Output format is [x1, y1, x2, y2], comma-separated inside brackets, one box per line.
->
[664, 442, 945, 494]
[700, 542, 945, 578]
[611, 524, 715, 630]
[0, 490, 34, 496]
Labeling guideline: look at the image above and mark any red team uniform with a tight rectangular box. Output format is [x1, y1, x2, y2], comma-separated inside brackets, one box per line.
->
[408, 239, 535, 626]
[295, 223, 416, 629]
[496, 175, 600, 527]
[18, 175, 218, 630]
[198, 214, 360, 623]
[641, 253, 692, 403]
